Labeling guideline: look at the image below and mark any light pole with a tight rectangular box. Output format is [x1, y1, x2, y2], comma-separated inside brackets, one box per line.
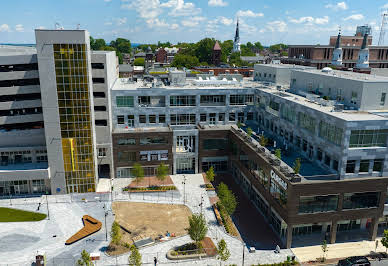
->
[46, 191, 50, 220]
[182, 175, 187, 204]
[104, 210, 108, 241]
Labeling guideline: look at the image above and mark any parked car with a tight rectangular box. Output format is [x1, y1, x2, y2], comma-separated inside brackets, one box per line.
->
[338, 256, 370, 266]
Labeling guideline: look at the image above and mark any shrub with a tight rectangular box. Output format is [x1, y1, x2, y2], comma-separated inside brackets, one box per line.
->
[111, 221, 122, 245]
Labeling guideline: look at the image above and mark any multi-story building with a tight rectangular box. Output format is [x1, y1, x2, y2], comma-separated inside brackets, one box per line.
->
[0, 29, 117, 196]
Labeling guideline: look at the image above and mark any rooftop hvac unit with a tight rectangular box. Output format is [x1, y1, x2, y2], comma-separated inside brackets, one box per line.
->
[333, 103, 344, 112]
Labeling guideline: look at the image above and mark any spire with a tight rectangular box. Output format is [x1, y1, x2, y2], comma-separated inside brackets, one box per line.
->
[234, 18, 240, 43]
[213, 41, 221, 51]
[361, 33, 368, 49]
[335, 28, 341, 49]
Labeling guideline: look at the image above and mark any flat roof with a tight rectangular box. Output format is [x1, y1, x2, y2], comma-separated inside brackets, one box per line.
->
[292, 68, 388, 82]
[254, 63, 314, 70]
[0, 45, 37, 56]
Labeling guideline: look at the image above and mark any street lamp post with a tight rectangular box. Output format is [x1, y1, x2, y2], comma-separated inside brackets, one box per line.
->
[182, 175, 187, 204]
[104, 210, 108, 241]
[46, 191, 50, 220]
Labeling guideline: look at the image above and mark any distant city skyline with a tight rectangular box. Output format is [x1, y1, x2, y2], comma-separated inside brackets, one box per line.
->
[1, 0, 388, 45]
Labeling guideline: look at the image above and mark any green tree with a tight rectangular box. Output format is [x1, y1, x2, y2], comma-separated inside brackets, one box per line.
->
[259, 136, 268, 147]
[134, 58, 145, 66]
[275, 149, 281, 159]
[77, 250, 91, 266]
[157, 41, 171, 48]
[254, 41, 264, 52]
[321, 240, 328, 262]
[171, 54, 199, 69]
[110, 38, 131, 54]
[128, 245, 142, 266]
[132, 163, 145, 185]
[237, 121, 242, 128]
[240, 44, 255, 56]
[246, 127, 253, 137]
[111, 221, 122, 245]
[217, 182, 237, 216]
[293, 158, 301, 174]
[94, 38, 107, 50]
[206, 166, 215, 183]
[381, 229, 388, 252]
[217, 239, 230, 265]
[187, 213, 208, 248]
[269, 43, 288, 53]
[194, 38, 216, 65]
[220, 40, 233, 62]
[156, 163, 169, 184]
[89, 37, 95, 50]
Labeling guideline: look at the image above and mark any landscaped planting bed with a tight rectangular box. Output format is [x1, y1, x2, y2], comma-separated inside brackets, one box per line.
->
[0, 207, 46, 222]
[123, 185, 177, 192]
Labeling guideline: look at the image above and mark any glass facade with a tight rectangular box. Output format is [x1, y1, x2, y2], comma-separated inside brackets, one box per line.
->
[343, 192, 380, 209]
[298, 195, 338, 214]
[54, 44, 96, 193]
[319, 121, 343, 146]
[298, 112, 316, 133]
[116, 96, 134, 107]
[349, 129, 388, 148]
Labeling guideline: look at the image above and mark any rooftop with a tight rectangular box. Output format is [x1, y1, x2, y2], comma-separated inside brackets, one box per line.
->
[0, 45, 37, 56]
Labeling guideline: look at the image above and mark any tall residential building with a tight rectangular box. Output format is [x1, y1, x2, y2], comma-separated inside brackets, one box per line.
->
[0, 29, 116, 196]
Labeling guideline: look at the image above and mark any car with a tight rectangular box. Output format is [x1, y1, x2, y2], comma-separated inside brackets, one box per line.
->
[338, 256, 370, 266]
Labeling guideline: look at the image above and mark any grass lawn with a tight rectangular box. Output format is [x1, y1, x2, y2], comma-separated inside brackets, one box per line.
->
[0, 207, 47, 222]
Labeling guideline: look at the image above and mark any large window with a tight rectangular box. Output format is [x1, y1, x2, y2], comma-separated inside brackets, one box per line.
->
[202, 161, 228, 172]
[117, 138, 136, 145]
[117, 115, 124, 124]
[349, 129, 388, 148]
[230, 95, 254, 105]
[269, 101, 280, 112]
[170, 114, 196, 125]
[346, 160, 356, 173]
[343, 192, 380, 209]
[116, 96, 134, 107]
[298, 112, 316, 133]
[170, 95, 196, 106]
[140, 137, 168, 145]
[319, 121, 343, 146]
[118, 151, 136, 162]
[373, 159, 384, 172]
[200, 95, 226, 106]
[270, 180, 287, 206]
[281, 105, 297, 123]
[203, 139, 227, 150]
[299, 195, 338, 214]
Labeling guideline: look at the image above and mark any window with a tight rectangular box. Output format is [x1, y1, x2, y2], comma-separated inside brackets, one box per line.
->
[281, 105, 297, 123]
[117, 115, 124, 124]
[128, 115, 134, 127]
[202, 161, 228, 172]
[343, 192, 380, 209]
[270, 180, 287, 206]
[118, 151, 136, 162]
[203, 139, 227, 150]
[91, 63, 104, 69]
[346, 160, 356, 173]
[247, 112, 253, 121]
[319, 121, 343, 146]
[95, 120, 107, 126]
[138, 96, 150, 106]
[200, 95, 226, 106]
[219, 113, 225, 122]
[200, 113, 207, 122]
[116, 96, 134, 107]
[238, 112, 244, 122]
[140, 137, 167, 145]
[359, 160, 370, 173]
[229, 113, 235, 122]
[317, 148, 323, 161]
[93, 92, 105, 98]
[159, 114, 165, 123]
[349, 129, 388, 148]
[351, 91, 358, 104]
[170, 95, 196, 106]
[139, 115, 146, 124]
[381, 93, 386, 106]
[298, 195, 338, 214]
[324, 155, 331, 166]
[98, 148, 107, 157]
[149, 115, 156, 124]
[269, 101, 280, 112]
[170, 114, 196, 125]
[373, 159, 383, 172]
[92, 77, 105, 83]
[229, 95, 254, 105]
[298, 112, 316, 133]
[94, 106, 106, 111]
[333, 160, 339, 171]
[117, 138, 136, 145]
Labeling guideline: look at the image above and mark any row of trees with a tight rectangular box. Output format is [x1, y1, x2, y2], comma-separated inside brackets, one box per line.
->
[89, 37, 132, 64]
[131, 162, 169, 186]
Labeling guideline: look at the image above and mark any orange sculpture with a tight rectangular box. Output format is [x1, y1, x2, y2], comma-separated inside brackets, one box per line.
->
[65, 215, 102, 245]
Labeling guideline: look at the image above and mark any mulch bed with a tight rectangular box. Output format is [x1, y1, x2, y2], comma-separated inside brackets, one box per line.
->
[201, 237, 217, 256]
[209, 196, 219, 205]
[129, 175, 174, 188]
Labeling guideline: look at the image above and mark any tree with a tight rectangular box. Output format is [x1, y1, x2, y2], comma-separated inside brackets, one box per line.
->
[128, 245, 142, 266]
[187, 214, 208, 248]
[246, 127, 253, 137]
[254, 41, 264, 52]
[217, 182, 237, 216]
[269, 43, 288, 53]
[220, 40, 233, 62]
[293, 158, 301, 174]
[111, 221, 122, 245]
[206, 166, 215, 183]
[77, 250, 91, 266]
[110, 38, 131, 54]
[93, 38, 107, 50]
[134, 58, 145, 66]
[381, 229, 388, 252]
[275, 149, 281, 159]
[156, 163, 169, 184]
[171, 54, 199, 69]
[194, 38, 216, 65]
[132, 163, 145, 185]
[321, 240, 328, 262]
[259, 136, 268, 147]
[217, 239, 230, 265]
[237, 121, 242, 128]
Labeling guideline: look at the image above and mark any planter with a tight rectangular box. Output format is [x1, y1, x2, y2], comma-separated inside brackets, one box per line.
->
[128, 190, 169, 193]
[166, 249, 208, 260]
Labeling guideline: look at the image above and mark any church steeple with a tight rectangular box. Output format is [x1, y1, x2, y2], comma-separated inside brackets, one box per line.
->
[356, 33, 369, 69]
[331, 28, 343, 66]
[233, 18, 241, 53]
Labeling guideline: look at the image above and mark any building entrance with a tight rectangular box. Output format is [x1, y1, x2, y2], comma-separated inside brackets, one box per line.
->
[176, 157, 195, 174]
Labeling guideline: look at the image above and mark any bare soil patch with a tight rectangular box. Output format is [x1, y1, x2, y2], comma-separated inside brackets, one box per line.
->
[128, 176, 174, 188]
[108, 202, 192, 255]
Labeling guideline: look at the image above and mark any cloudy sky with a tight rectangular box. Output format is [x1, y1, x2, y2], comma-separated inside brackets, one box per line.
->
[1, 0, 388, 45]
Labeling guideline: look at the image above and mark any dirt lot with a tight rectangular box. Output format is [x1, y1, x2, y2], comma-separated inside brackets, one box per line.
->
[109, 202, 192, 255]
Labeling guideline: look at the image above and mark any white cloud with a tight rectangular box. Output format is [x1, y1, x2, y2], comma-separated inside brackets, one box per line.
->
[15, 24, 24, 32]
[383, 3, 388, 8]
[289, 16, 329, 25]
[343, 14, 364, 21]
[116, 17, 127, 25]
[170, 23, 179, 30]
[121, 0, 162, 19]
[217, 16, 233, 26]
[104, 0, 112, 2]
[104, 21, 113, 26]
[325, 2, 348, 11]
[266, 20, 287, 32]
[181, 16, 206, 27]
[0, 24, 10, 32]
[163, 0, 201, 17]
[236, 10, 264, 18]
[208, 0, 228, 7]
[37, 26, 46, 30]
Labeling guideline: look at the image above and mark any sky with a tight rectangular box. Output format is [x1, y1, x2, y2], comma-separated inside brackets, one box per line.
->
[1, 0, 388, 46]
